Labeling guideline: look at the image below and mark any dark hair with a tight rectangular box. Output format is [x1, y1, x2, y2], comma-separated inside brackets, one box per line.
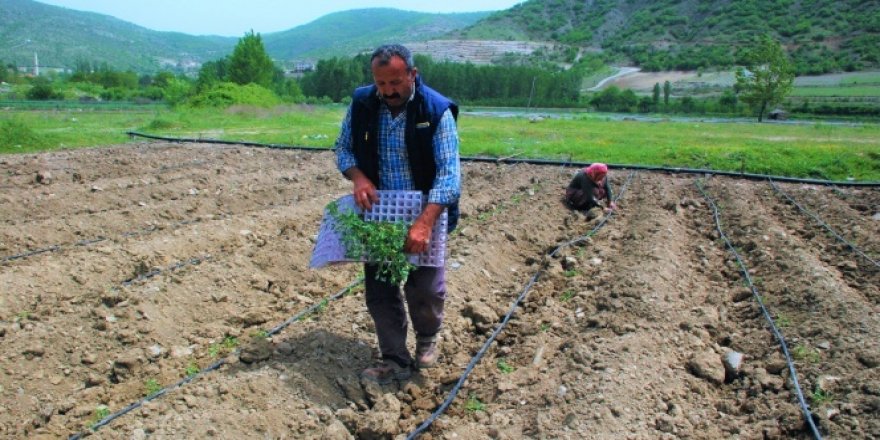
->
[371, 44, 414, 70]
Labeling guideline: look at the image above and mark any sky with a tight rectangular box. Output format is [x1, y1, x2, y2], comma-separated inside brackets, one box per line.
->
[36, 0, 525, 37]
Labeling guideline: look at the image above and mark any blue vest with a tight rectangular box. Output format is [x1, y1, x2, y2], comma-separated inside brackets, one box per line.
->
[349, 77, 460, 232]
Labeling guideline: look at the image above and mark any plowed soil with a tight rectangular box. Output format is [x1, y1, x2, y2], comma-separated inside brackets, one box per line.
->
[1, 144, 878, 440]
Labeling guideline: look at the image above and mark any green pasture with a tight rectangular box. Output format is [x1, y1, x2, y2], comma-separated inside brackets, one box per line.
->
[1, 105, 878, 181]
[790, 85, 880, 97]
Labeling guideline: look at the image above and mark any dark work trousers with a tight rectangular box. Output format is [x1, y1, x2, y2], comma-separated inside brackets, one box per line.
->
[364, 263, 446, 368]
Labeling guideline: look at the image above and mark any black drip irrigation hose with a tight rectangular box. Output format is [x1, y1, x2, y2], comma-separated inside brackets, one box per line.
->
[126, 131, 327, 152]
[695, 179, 823, 440]
[2, 244, 61, 262]
[769, 179, 879, 269]
[67, 278, 364, 440]
[2, 218, 212, 264]
[63, 163, 549, 436]
[2, 237, 109, 262]
[125, 132, 880, 188]
[121, 256, 211, 286]
[406, 171, 637, 440]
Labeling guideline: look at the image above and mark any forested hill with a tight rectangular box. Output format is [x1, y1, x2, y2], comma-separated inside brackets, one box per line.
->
[263, 9, 491, 60]
[0, 0, 236, 72]
[456, 0, 880, 73]
[0, 0, 489, 73]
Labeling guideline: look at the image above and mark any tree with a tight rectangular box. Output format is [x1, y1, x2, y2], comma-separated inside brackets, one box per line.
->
[652, 82, 660, 107]
[196, 59, 229, 92]
[228, 30, 275, 88]
[735, 35, 794, 122]
[26, 77, 60, 100]
[663, 81, 671, 106]
[589, 86, 621, 112]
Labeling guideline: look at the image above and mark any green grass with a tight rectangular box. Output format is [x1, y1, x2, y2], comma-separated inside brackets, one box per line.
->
[2, 104, 879, 181]
[790, 86, 880, 97]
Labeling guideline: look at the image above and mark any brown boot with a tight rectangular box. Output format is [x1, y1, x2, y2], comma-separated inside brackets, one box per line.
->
[415, 335, 440, 369]
[360, 360, 411, 385]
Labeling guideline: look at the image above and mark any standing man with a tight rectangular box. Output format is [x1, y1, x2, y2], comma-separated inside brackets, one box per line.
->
[334, 44, 461, 384]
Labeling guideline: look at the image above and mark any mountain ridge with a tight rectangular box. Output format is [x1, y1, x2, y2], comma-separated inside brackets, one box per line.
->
[0, 0, 491, 73]
[2, 0, 877, 75]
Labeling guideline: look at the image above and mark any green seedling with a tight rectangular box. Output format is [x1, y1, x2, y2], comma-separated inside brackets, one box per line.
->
[540, 323, 551, 332]
[561, 290, 576, 302]
[811, 386, 833, 406]
[775, 313, 791, 328]
[184, 362, 200, 378]
[563, 269, 578, 277]
[144, 378, 162, 397]
[89, 405, 110, 430]
[497, 358, 516, 374]
[251, 329, 270, 339]
[792, 344, 820, 363]
[16, 310, 31, 321]
[209, 336, 239, 357]
[328, 201, 415, 285]
[300, 298, 330, 322]
[465, 394, 486, 412]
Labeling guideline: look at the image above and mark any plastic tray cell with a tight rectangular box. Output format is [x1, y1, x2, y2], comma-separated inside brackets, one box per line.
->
[309, 190, 448, 269]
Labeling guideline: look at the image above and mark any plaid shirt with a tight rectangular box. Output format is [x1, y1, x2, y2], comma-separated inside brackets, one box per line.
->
[335, 104, 461, 206]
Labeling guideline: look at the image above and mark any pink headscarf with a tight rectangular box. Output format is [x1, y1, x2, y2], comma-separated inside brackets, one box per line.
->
[584, 163, 608, 183]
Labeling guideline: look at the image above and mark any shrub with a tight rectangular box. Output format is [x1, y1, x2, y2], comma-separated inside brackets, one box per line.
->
[0, 120, 48, 150]
[25, 78, 61, 100]
[187, 82, 281, 108]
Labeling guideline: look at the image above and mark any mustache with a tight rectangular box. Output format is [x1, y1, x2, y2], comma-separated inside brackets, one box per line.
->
[381, 93, 401, 100]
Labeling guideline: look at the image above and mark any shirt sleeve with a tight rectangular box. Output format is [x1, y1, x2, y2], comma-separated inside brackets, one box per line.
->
[603, 179, 613, 203]
[334, 105, 357, 175]
[427, 109, 461, 206]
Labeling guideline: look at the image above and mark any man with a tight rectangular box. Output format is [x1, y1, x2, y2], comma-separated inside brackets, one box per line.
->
[334, 44, 461, 384]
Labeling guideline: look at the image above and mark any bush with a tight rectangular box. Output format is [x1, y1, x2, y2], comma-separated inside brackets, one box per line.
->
[187, 82, 281, 108]
[0, 120, 48, 150]
[25, 78, 61, 100]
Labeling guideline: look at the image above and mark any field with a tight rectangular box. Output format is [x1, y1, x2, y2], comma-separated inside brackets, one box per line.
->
[0, 143, 878, 439]
[3, 105, 879, 181]
[597, 69, 880, 96]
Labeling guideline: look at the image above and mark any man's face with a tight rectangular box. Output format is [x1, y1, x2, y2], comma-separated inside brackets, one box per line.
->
[371, 55, 416, 110]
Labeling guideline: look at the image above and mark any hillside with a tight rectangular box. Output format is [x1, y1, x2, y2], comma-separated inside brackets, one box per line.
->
[456, 0, 880, 73]
[2, 0, 878, 75]
[0, 0, 491, 74]
[0, 0, 236, 72]
[263, 9, 491, 61]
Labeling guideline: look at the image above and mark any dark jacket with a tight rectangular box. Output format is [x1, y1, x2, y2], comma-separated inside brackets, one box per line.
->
[349, 76, 460, 231]
[564, 171, 612, 211]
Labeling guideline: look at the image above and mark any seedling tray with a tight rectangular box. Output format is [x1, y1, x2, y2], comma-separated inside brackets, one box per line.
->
[309, 190, 447, 269]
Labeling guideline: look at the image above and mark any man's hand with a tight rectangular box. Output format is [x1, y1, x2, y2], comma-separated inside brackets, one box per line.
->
[404, 203, 444, 253]
[405, 220, 432, 254]
[344, 168, 378, 211]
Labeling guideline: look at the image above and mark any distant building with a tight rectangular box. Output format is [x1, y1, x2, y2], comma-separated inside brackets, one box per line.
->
[16, 66, 71, 76]
[768, 108, 788, 120]
[284, 61, 315, 78]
